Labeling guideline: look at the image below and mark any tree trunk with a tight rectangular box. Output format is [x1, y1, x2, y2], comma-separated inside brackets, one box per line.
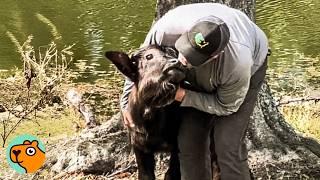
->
[43, 1, 320, 179]
[155, 0, 320, 178]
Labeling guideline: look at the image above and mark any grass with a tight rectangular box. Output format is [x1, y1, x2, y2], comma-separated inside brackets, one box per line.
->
[0, 106, 78, 169]
[0, 76, 123, 178]
[1, 108, 77, 145]
[280, 102, 320, 140]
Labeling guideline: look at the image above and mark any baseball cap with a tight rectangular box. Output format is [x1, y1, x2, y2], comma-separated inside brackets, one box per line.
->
[175, 16, 230, 66]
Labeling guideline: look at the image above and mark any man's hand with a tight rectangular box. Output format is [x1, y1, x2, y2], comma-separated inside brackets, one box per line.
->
[121, 110, 135, 128]
[175, 87, 186, 102]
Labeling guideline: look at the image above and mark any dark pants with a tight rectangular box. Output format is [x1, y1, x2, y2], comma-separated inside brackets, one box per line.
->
[178, 59, 268, 180]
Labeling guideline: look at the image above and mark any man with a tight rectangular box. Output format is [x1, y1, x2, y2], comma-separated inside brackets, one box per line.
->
[120, 3, 269, 180]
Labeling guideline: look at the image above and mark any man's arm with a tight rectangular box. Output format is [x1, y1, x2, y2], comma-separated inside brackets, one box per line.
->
[180, 62, 251, 116]
[120, 78, 134, 110]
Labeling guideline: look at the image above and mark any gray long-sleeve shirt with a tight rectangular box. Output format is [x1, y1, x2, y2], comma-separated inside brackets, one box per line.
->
[120, 3, 268, 116]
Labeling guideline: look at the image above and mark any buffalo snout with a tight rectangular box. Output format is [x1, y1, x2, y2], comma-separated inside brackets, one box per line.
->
[162, 59, 186, 84]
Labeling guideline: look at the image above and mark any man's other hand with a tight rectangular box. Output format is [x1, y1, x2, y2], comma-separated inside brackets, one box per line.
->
[121, 110, 135, 128]
[175, 87, 186, 102]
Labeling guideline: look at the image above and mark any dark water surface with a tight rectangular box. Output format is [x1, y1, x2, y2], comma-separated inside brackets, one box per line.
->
[0, 0, 319, 95]
[0, 0, 156, 81]
[256, 0, 320, 96]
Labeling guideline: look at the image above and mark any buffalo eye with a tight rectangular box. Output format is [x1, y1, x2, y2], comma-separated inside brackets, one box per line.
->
[146, 54, 153, 60]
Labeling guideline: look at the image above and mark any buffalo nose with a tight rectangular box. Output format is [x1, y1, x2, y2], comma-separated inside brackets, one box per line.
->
[164, 58, 180, 72]
[13, 150, 21, 156]
[168, 58, 179, 65]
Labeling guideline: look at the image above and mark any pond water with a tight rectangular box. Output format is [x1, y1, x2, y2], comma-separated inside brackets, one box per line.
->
[0, 0, 319, 96]
[256, 0, 320, 97]
[0, 0, 156, 82]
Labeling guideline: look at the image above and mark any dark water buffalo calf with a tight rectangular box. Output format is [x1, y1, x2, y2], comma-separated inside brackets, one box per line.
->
[105, 45, 186, 180]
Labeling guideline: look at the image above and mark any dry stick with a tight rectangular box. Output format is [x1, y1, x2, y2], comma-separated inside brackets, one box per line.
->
[106, 159, 136, 178]
[52, 169, 79, 180]
[2, 116, 25, 147]
[1, 34, 71, 146]
[0, 110, 11, 147]
[0, 82, 54, 147]
[106, 165, 134, 179]
[277, 96, 320, 106]
[0, 104, 17, 147]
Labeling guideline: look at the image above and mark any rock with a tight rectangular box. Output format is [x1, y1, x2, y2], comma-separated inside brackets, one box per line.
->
[50, 140, 116, 174]
[46, 113, 132, 176]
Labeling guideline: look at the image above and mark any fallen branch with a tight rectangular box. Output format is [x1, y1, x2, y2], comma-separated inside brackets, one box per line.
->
[277, 96, 320, 106]
[106, 161, 136, 179]
[66, 89, 98, 128]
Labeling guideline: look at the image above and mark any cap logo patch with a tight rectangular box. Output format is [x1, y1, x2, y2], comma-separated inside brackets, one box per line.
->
[194, 32, 209, 48]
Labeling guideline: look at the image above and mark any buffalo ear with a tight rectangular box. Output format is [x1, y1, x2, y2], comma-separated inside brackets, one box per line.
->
[105, 51, 138, 82]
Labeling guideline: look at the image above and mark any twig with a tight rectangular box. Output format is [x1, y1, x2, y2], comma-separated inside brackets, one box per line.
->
[106, 162, 136, 178]
[277, 96, 320, 106]
[52, 171, 72, 180]
[1, 33, 73, 147]
[0, 81, 55, 147]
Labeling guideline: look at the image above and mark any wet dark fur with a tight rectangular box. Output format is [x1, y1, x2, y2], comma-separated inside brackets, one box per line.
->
[105, 45, 185, 180]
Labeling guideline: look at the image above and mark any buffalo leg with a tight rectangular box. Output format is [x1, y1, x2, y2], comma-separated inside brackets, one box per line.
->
[134, 147, 156, 180]
[164, 150, 181, 180]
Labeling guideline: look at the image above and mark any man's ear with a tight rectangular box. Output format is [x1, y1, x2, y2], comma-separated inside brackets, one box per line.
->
[105, 51, 138, 82]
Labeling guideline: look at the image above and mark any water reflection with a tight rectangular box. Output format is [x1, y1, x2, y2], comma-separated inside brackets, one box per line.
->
[0, 0, 155, 82]
[84, 22, 104, 61]
[256, 0, 320, 96]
